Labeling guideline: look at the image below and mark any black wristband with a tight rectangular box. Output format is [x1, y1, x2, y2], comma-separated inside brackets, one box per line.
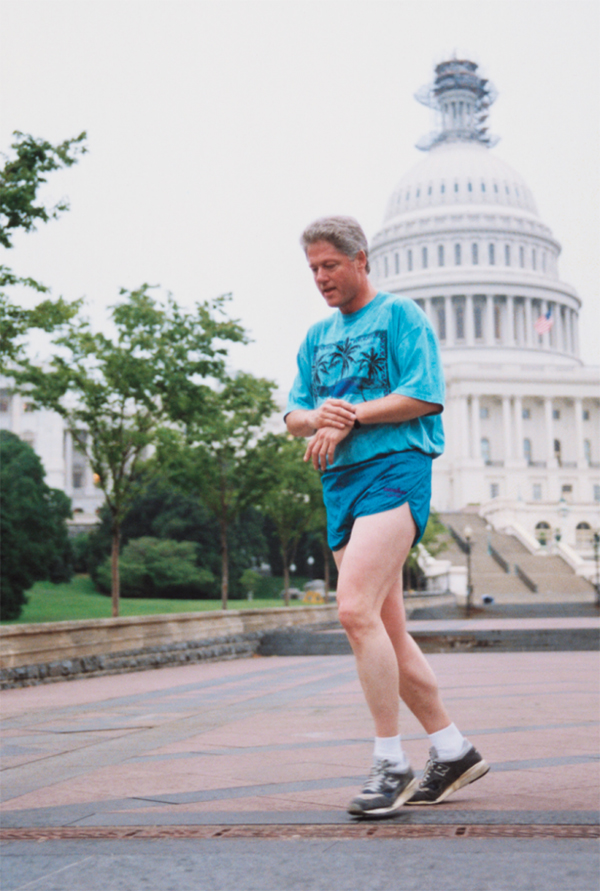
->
[353, 418, 362, 429]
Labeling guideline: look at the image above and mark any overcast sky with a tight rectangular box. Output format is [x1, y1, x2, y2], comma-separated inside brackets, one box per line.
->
[1, 0, 598, 395]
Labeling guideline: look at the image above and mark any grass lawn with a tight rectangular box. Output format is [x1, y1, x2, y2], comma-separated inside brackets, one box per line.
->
[2, 576, 311, 625]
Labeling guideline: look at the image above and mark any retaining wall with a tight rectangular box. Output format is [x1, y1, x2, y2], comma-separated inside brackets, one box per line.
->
[0, 605, 340, 688]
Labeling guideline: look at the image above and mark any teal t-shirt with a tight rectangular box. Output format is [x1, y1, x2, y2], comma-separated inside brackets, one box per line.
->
[285, 292, 445, 469]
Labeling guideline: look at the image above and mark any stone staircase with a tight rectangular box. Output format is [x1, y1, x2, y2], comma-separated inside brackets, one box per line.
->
[438, 512, 596, 603]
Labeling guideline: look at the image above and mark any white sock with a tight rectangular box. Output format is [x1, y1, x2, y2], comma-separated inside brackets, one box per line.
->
[373, 735, 410, 770]
[428, 723, 469, 761]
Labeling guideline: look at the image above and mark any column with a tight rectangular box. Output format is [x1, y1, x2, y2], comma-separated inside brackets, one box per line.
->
[574, 398, 585, 466]
[64, 429, 73, 494]
[484, 295, 494, 345]
[524, 297, 533, 347]
[465, 295, 475, 346]
[444, 296, 453, 346]
[555, 304, 565, 352]
[572, 311, 580, 358]
[506, 296, 515, 346]
[423, 297, 433, 323]
[459, 395, 470, 460]
[514, 396, 524, 462]
[471, 394, 481, 460]
[502, 396, 512, 463]
[544, 397, 556, 468]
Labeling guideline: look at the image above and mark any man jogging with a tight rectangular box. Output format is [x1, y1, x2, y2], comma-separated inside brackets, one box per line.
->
[285, 216, 489, 818]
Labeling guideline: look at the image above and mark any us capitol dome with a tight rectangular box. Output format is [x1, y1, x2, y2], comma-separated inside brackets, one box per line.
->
[370, 59, 599, 556]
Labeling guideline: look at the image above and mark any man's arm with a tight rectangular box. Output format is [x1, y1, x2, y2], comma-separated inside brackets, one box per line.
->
[298, 394, 441, 471]
[285, 398, 357, 437]
[353, 393, 442, 426]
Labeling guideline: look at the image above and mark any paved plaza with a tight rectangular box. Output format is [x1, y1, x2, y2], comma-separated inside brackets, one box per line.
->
[1, 636, 599, 890]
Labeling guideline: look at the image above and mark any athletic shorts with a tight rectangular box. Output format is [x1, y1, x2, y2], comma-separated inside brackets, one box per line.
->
[321, 450, 433, 552]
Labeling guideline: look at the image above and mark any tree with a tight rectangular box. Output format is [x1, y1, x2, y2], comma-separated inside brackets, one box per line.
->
[0, 431, 73, 619]
[257, 435, 325, 605]
[0, 132, 87, 370]
[157, 371, 278, 609]
[14, 286, 247, 617]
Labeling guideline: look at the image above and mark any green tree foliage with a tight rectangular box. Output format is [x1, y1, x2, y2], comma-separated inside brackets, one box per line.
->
[86, 478, 268, 599]
[0, 131, 86, 370]
[14, 286, 247, 617]
[95, 537, 216, 599]
[0, 431, 73, 619]
[157, 371, 278, 609]
[256, 435, 325, 605]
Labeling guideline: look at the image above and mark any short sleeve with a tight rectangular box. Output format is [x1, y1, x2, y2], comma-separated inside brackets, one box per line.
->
[285, 335, 315, 417]
[390, 305, 445, 411]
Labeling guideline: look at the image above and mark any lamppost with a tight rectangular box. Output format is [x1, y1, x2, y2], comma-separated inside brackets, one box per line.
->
[464, 525, 473, 617]
[593, 531, 600, 610]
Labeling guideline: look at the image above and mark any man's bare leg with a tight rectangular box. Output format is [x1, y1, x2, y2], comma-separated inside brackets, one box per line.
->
[334, 502, 449, 736]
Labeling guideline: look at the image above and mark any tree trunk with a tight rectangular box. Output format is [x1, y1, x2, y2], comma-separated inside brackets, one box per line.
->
[220, 521, 229, 610]
[111, 523, 120, 618]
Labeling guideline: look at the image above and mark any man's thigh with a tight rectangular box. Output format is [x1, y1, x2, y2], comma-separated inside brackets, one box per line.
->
[334, 502, 416, 608]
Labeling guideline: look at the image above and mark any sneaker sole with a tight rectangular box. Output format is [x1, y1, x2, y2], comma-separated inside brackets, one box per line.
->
[405, 759, 490, 806]
[348, 777, 419, 819]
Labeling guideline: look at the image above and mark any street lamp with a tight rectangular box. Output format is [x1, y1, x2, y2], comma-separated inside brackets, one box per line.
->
[464, 525, 473, 617]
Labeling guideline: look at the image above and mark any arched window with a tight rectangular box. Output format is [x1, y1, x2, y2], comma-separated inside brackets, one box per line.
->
[472, 243, 479, 265]
[407, 249, 413, 272]
[422, 246, 428, 269]
[438, 244, 444, 267]
[505, 244, 511, 266]
[535, 521, 551, 546]
[576, 522, 593, 548]
[488, 243, 495, 265]
[481, 438, 491, 464]
[394, 253, 400, 274]
[454, 243, 462, 265]
[519, 246, 525, 268]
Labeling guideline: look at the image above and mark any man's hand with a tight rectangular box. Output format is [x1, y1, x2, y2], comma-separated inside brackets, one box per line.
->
[304, 425, 351, 471]
[310, 399, 356, 431]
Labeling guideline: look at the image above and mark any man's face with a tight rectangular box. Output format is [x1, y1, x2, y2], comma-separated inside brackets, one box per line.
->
[306, 240, 367, 314]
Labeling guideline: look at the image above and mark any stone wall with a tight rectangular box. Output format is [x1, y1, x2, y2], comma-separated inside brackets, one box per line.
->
[0, 605, 340, 688]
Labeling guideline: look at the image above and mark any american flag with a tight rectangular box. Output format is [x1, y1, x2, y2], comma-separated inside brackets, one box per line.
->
[534, 309, 554, 335]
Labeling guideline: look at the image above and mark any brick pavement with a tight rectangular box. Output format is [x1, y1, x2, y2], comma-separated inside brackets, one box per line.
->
[1, 645, 598, 832]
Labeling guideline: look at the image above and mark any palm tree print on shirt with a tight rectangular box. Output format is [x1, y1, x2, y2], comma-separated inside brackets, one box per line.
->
[311, 331, 391, 401]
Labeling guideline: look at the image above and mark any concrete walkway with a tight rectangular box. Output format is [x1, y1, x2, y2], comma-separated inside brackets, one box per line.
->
[1, 633, 599, 890]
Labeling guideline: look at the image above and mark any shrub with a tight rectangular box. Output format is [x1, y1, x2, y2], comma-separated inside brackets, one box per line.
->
[95, 537, 217, 599]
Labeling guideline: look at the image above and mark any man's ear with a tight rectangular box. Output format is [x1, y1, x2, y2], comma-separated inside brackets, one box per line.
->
[354, 250, 368, 271]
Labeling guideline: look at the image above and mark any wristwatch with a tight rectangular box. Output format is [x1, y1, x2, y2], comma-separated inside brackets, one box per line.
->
[353, 418, 362, 429]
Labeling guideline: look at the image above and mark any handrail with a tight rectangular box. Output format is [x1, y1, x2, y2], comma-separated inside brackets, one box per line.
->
[447, 525, 470, 555]
[488, 544, 510, 573]
[515, 564, 538, 593]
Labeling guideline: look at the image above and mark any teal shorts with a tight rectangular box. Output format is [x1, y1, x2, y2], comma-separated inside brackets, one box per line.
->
[321, 450, 433, 552]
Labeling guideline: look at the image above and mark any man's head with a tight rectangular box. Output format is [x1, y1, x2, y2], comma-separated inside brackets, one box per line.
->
[300, 216, 370, 274]
[300, 216, 375, 315]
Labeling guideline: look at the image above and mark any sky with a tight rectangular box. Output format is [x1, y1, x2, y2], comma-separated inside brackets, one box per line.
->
[1, 0, 598, 397]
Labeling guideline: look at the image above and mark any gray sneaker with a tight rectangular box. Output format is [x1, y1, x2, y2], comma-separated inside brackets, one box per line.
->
[406, 745, 490, 805]
[348, 759, 418, 819]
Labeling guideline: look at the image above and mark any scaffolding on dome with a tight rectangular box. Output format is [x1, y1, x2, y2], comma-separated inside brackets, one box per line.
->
[415, 59, 499, 151]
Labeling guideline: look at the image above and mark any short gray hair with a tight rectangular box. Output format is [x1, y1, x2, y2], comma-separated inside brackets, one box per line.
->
[300, 216, 370, 274]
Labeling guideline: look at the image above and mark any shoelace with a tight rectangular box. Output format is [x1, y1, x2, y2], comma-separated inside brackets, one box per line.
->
[363, 761, 389, 792]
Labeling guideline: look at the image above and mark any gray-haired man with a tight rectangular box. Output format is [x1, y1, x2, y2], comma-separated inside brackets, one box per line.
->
[285, 216, 488, 818]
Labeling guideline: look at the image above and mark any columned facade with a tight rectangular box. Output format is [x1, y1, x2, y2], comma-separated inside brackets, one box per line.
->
[370, 59, 600, 552]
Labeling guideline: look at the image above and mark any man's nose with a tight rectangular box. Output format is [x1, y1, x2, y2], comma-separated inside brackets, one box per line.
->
[315, 267, 328, 283]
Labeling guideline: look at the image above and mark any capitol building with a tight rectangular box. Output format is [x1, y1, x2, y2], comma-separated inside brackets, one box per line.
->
[370, 59, 599, 559]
